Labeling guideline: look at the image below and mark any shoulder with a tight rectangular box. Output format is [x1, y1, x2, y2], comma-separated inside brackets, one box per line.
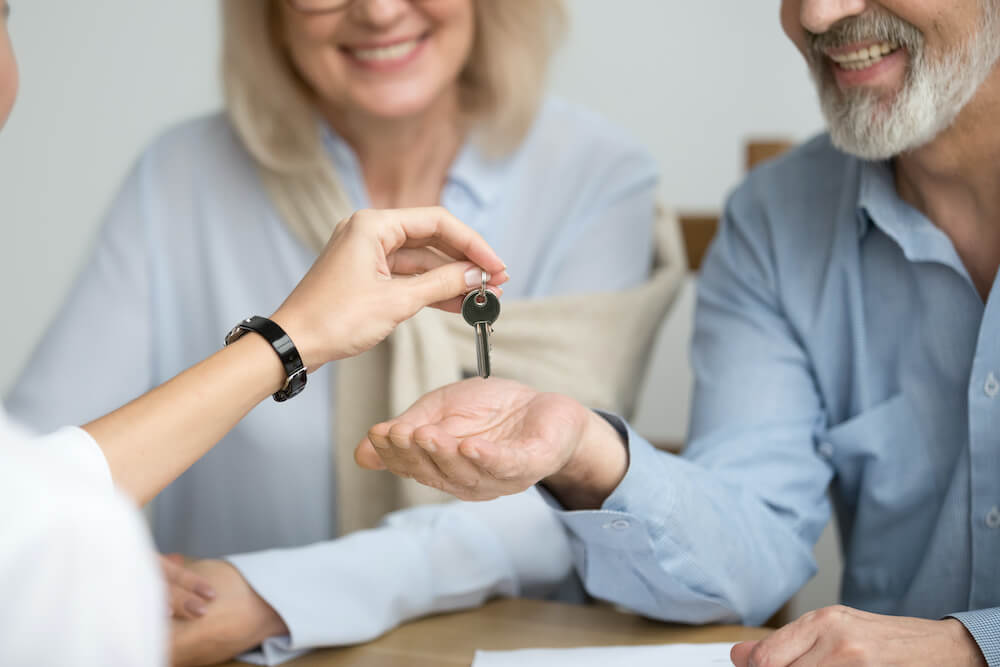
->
[721, 134, 861, 260]
[132, 112, 258, 190]
[514, 96, 659, 190]
[729, 133, 858, 231]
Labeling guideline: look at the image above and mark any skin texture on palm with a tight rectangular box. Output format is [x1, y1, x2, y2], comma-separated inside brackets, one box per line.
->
[354, 377, 627, 509]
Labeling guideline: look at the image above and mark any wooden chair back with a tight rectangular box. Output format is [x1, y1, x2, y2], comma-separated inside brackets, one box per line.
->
[679, 139, 794, 270]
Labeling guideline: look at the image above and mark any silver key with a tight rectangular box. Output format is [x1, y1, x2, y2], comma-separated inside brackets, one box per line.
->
[461, 274, 500, 379]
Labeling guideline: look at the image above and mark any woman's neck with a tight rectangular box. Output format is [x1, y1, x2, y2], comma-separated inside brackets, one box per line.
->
[324, 90, 466, 209]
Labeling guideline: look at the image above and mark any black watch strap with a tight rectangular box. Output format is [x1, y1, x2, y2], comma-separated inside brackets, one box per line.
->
[224, 316, 307, 402]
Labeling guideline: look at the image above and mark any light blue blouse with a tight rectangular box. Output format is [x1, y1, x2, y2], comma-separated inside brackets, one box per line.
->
[7, 97, 658, 663]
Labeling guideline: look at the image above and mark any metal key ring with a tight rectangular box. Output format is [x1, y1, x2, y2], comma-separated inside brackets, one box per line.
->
[477, 269, 488, 305]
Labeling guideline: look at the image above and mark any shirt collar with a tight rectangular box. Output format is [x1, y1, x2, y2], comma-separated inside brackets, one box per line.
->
[855, 157, 966, 272]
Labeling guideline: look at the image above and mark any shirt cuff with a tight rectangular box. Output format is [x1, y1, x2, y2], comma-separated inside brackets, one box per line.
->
[541, 411, 677, 552]
[33, 426, 114, 492]
[949, 608, 1000, 667]
[224, 550, 312, 666]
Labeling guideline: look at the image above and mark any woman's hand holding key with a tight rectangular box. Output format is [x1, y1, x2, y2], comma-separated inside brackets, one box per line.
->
[271, 206, 508, 369]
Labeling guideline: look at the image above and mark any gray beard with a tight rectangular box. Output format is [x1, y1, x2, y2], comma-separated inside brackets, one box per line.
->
[810, 4, 1000, 161]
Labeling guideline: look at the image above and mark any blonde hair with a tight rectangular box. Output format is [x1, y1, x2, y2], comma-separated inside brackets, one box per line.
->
[221, 0, 566, 252]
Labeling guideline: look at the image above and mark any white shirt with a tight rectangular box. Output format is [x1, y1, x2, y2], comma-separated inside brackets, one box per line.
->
[7, 97, 658, 664]
[0, 408, 166, 666]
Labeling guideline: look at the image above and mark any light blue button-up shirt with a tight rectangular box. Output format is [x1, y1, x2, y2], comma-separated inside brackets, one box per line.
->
[555, 134, 999, 663]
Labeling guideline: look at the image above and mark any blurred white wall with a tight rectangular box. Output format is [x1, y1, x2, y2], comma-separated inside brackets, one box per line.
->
[0, 1, 839, 618]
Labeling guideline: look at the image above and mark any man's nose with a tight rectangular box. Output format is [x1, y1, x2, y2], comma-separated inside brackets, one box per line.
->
[799, 0, 867, 34]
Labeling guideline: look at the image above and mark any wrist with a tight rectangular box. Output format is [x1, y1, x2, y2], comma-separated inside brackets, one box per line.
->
[269, 308, 338, 371]
[247, 594, 289, 645]
[225, 334, 288, 401]
[543, 410, 628, 510]
[943, 618, 988, 667]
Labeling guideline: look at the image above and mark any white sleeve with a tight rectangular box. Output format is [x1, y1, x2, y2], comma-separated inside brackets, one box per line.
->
[1, 406, 113, 491]
[0, 443, 166, 666]
[32, 425, 114, 489]
[227, 489, 574, 666]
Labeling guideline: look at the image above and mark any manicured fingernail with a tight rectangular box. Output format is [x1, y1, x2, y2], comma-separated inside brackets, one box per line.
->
[196, 584, 216, 600]
[185, 600, 207, 617]
[465, 268, 490, 287]
[416, 438, 436, 453]
[461, 445, 480, 460]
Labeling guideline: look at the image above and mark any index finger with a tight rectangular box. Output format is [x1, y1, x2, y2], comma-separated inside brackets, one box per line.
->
[373, 207, 507, 278]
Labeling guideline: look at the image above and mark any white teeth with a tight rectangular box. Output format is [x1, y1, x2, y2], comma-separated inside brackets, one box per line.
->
[350, 39, 420, 62]
[828, 41, 900, 70]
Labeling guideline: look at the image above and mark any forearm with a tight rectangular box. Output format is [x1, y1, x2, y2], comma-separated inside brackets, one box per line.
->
[549, 420, 828, 626]
[83, 334, 285, 504]
[228, 490, 573, 664]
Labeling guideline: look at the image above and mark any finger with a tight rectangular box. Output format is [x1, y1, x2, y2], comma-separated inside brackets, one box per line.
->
[730, 641, 757, 667]
[413, 425, 486, 494]
[169, 585, 209, 619]
[388, 248, 452, 275]
[745, 618, 819, 667]
[368, 207, 507, 276]
[429, 285, 504, 314]
[403, 263, 506, 315]
[367, 421, 395, 451]
[160, 557, 216, 601]
[381, 422, 451, 490]
[354, 438, 387, 470]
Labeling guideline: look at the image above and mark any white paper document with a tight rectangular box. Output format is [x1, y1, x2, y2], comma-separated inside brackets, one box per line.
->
[472, 642, 736, 666]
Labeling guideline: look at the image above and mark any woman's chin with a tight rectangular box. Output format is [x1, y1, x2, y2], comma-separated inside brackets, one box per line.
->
[349, 94, 449, 122]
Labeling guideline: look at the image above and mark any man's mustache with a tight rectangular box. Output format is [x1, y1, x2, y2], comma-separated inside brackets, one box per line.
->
[806, 10, 922, 63]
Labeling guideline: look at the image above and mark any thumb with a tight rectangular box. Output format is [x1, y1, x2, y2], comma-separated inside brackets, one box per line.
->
[729, 641, 757, 667]
[405, 262, 484, 310]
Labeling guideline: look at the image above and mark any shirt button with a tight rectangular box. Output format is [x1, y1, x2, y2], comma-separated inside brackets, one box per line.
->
[985, 373, 999, 398]
[987, 506, 1000, 529]
[818, 442, 835, 459]
[603, 519, 630, 531]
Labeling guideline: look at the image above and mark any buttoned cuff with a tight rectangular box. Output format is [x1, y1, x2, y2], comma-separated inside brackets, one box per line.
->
[950, 608, 1000, 667]
[540, 411, 676, 551]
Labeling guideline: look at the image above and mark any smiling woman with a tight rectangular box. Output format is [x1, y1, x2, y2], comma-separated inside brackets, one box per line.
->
[225, 0, 564, 246]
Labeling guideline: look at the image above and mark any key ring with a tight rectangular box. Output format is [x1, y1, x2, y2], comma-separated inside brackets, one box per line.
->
[476, 269, 488, 305]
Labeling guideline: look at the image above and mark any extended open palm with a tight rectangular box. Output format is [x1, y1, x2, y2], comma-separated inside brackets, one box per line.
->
[354, 378, 594, 501]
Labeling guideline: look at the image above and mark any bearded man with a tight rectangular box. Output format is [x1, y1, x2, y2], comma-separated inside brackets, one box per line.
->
[356, 1, 1000, 664]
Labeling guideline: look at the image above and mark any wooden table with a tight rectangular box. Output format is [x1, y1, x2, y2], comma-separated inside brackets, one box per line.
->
[222, 598, 772, 666]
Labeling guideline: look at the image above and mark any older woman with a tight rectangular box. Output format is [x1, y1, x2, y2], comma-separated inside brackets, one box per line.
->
[7, 0, 681, 664]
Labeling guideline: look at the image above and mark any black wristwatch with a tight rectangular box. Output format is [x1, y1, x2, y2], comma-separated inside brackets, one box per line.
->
[224, 316, 307, 402]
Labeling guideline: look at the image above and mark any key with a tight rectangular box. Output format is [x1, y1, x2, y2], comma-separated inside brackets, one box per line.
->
[461, 276, 501, 379]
